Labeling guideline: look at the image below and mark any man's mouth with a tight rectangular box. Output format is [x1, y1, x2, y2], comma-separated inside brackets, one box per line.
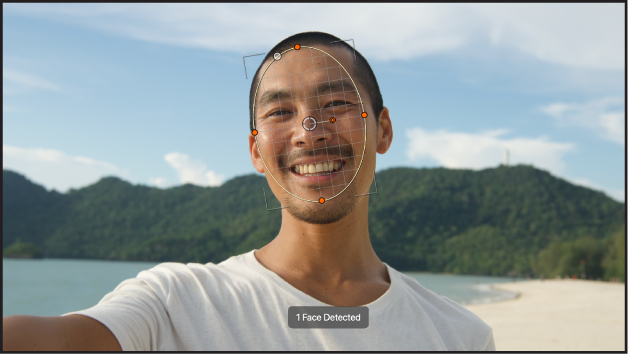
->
[290, 160, 345, 177]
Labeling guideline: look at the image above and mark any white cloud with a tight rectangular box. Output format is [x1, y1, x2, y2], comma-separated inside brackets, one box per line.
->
[4, 3, 623, 70]
[164, 152, 224, 187]
[148, 176, 169, 188]
[541, 98, 625, 145]
[568, 178, 624, 203]
[406, 128, 574, 176]
[3, 145, 128, 192]
[3, 69, 62, 94]
[474, 3, 623, 70]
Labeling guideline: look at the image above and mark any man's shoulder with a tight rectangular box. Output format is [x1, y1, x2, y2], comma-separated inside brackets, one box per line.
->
[132, 251, 258, 293]
[394, 270, 492, 328]
[392, 269, 494, 350]
[145, 251, 251, 272]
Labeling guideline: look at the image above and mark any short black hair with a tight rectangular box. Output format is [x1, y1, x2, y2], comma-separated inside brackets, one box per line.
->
[248, 31, 383, 132]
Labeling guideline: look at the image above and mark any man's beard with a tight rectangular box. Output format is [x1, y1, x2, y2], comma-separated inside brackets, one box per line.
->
[285, 181, 359, 224]
[277, 144, 360, 224]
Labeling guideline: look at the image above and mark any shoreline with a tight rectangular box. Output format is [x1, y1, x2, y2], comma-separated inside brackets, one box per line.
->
[464, 279, 625, 351]
[461, 284, 521, 306]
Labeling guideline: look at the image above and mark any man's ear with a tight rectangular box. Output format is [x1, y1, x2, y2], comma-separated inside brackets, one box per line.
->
[249, 133, 266, 173]
[376, 106, 393, 154]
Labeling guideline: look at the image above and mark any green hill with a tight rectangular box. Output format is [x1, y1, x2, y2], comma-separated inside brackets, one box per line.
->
[2, 166, 625, 279]
[3, 170, 67, 250]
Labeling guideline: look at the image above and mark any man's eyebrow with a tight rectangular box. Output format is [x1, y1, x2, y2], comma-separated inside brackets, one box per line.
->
[256, 79, 357, 113]
[256, 89, 293, 110]
[312, 79, 356, 96]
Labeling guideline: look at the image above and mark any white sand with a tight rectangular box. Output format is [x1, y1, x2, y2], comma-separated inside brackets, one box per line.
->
[464, 279, 626, 351]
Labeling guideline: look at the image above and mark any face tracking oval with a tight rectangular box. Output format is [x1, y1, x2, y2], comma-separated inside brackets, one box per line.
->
[252, 46, 367, 204]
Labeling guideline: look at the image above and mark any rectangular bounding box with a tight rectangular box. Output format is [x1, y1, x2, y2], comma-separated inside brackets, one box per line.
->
[288, 306, 369, 329]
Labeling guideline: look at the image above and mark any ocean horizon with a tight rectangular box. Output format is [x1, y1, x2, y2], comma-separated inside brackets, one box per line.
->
[3, 257, 524, 317]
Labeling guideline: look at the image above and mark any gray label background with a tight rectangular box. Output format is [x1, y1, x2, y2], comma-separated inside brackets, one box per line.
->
[288, 306, 369, 329]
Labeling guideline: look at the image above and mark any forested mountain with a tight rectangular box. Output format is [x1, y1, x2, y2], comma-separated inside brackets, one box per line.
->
[3, 166, 625, 279]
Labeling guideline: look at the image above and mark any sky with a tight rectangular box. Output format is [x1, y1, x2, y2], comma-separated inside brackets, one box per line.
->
[2, 3, 626, 202]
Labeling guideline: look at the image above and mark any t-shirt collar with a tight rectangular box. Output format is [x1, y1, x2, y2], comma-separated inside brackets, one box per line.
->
[243, 249, 403, 315]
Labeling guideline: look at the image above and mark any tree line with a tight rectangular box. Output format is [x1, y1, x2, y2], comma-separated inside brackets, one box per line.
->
[3, 165, 625, 281]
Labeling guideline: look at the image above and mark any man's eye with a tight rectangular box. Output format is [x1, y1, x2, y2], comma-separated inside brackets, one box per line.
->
[326, 101, 350, 107]
[269, 110, 292, 117]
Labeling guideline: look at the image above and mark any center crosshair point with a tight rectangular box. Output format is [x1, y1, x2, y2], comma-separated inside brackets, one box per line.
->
[302, 116, 317, 131]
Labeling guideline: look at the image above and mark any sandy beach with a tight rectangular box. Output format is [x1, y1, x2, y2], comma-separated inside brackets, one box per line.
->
[464, 279, 626, 351]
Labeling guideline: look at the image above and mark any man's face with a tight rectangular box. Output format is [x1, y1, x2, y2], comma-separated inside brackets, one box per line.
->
[251, 45, 379, 224]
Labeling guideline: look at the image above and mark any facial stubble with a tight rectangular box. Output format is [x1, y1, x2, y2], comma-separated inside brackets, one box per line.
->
[285, 181, 360, 225]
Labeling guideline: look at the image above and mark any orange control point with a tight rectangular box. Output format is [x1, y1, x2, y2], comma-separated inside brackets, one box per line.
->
[294, 44, 301, 50]
[319, 197, 325, 204]
[361, 112, 368, 118]
[252, 129, 258, 136]
[329, 117, 336, 123]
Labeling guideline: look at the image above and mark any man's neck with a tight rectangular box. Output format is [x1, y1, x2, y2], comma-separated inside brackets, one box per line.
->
[254, 199, 390, 306]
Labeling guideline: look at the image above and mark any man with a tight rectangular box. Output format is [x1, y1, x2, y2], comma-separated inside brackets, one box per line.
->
[3, 32, 495, 351]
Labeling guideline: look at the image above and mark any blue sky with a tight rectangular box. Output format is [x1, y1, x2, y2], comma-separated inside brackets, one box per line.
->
[3, 4, 626, 202]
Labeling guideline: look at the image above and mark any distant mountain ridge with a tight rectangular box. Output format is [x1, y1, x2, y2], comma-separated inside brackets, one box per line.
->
[2, 166, 625, 276]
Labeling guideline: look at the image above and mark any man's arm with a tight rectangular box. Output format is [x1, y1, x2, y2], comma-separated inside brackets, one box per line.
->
[3, 314, 122, 351]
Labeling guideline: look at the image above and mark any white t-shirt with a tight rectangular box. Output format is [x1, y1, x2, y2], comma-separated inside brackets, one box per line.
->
[66, 250, 495, 351]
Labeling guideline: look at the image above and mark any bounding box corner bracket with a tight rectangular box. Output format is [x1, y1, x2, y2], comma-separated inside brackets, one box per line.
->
[263, 187, 288, 211]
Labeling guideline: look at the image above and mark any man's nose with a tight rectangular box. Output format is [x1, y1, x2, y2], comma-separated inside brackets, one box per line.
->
[291, 114, 334, 148]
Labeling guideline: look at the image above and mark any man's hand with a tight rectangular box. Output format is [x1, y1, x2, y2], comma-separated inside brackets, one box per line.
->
[3, 314, 122, 351]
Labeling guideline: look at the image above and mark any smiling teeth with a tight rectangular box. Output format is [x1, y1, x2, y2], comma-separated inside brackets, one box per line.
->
[294, 161, 342, 175]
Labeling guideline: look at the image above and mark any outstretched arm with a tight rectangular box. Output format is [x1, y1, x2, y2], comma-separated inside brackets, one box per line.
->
[3, 314, 122, 351]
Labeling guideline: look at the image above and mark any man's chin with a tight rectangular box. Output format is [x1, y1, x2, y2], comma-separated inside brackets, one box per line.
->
[284, 183, 359, 225]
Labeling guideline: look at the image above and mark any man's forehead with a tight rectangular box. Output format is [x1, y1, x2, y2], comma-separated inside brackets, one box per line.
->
[256, 46, 355, 94]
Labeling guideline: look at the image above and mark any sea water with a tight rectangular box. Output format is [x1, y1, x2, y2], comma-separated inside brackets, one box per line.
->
[404, 272, 523, 305]
[3, 258, 524, 317]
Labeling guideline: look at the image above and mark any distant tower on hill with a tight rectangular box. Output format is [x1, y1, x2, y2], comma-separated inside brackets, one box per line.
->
[503, 149, 510, 166]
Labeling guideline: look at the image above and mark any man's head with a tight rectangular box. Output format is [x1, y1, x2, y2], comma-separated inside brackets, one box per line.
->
[249, 32, 383, 132]
[248, 32, 393, 225]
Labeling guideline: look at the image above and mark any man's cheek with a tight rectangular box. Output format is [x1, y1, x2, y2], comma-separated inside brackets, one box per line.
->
[340, 114, 361, 133]
[256, 138, 280, 169]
